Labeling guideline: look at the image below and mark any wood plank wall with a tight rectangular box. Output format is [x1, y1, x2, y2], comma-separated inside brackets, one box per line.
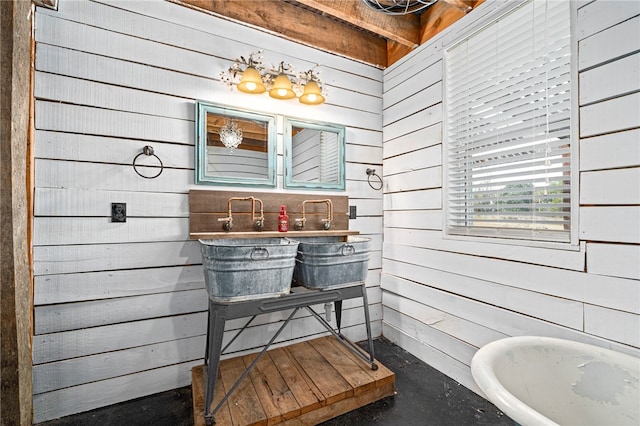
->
[31, 0, 383, 421]
[381, 0, 640, 396]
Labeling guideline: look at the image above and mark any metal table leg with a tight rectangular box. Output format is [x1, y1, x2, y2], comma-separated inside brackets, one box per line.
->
[201, 283, 376, 424]
[334, 300, 343, 332]
[305, 283, 377, 370]
[208, 308, 300, 422]
[204, 303, 227, 425]
[359, 283, 376, 368]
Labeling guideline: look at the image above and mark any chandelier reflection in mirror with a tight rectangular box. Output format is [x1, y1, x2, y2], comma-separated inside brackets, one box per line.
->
[219, 120, 243, 154]
[220, 50, 326, 105]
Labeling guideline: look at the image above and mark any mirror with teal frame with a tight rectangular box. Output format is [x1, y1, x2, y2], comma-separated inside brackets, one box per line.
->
[195, 101, 277, 187]
[284, 118, 345, 190]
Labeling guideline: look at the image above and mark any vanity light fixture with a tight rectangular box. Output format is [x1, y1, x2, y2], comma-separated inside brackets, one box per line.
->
[299, 70, 325, 105]
[221, 51, 267, 94]
[269, 62, 297, 100]
[237, 65, 266, 94]
[219, 119, 243, 153]
[220, 50, 326, 105]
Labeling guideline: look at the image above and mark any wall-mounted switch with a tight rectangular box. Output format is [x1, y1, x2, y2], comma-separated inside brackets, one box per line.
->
[349, 205, 357, 219]
[111, 203, 126, 222]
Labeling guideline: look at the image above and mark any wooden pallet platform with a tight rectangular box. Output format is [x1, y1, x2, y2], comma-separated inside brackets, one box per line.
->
[192, 336, 395, 426]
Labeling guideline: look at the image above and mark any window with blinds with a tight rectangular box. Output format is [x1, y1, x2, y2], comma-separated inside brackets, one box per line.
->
[444, 0, 573, 243]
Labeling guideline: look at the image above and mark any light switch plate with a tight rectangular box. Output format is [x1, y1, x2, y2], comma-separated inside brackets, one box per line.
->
[349, 205, 357, 219]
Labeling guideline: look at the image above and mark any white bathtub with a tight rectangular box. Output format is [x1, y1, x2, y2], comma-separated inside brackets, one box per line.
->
[471, 336, 640, 426]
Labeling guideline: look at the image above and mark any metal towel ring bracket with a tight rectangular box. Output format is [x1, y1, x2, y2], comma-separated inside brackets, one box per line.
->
[366, 168, 382, 190]
[133, 145, 164, 179]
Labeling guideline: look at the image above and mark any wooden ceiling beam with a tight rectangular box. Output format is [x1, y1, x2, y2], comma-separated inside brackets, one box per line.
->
[175, 0, 388, 67]
[173, 0, 484, 68]
[440, 0, 473, 13]
[387, 40, 414, 67]
[419, 0, 484, 44]
[32, 0, 58, 9]
[290, 0, 420, 48]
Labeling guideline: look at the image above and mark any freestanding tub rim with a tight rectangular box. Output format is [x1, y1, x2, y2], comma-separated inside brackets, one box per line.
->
[471, 336, 640, 426]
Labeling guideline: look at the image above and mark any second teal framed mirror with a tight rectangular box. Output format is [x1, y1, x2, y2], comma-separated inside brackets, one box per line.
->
[284, 118, 345, 190]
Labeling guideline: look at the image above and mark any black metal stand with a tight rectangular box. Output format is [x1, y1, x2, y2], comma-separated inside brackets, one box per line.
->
[202, 283, 376, 425]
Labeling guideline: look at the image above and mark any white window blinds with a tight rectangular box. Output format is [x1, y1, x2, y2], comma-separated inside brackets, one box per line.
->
[445, 0, 573, 243]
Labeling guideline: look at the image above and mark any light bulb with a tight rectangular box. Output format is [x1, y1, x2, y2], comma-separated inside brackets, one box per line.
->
[269, 73, 296, 99]
[237, 66, 266, 94]
[299, 79, 325, 105]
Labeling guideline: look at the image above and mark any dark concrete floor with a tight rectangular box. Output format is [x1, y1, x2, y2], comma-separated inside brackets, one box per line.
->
[37, 338, 513, 426]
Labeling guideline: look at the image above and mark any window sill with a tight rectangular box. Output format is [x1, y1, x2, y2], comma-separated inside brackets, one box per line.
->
[442, 232, 585, 271]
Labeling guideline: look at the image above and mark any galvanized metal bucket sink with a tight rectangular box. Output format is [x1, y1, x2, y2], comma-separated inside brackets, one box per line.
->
[200, 238, 299, 302]
[293, 236, 370, 289]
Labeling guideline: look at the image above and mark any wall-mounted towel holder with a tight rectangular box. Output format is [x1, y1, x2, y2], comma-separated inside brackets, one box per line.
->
[366, 168, 382, 190]
[133, 145, 164, 179]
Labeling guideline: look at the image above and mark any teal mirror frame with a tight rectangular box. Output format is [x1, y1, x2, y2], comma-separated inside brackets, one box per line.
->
[284, 118, 346, 191]
[195, 100, 277, 187]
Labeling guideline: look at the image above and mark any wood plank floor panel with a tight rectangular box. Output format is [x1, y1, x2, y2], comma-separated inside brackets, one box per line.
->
[268, 347, 325, 415]
[243, 353, 301, 423]
[280, 382, 396, 426]
[211, 368, 234, 426]
[325, 336, 396, 389]
[308, 337, 376, 396]
[192, 365, 233, 426]
[285, 340, 353, 406]
[191, 365, 205, 426]
[242, 354, 282, 425]
[219, 357, 267, 426]
[192, 336, 395, 426]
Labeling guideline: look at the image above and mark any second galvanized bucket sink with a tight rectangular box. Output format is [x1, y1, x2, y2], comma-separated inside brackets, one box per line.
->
[200, 238, 299, 302]
[293, 236, 370, 289]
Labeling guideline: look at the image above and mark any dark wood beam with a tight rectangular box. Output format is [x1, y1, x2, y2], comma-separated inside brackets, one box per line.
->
[441, 0, 473, 12]
[387, 40, 414, 67]
[420, 0, 484, 44]
[1, 0, 33, 424]
[292, 0, 420, 48]
[174, 0, 388, 67]
[173, 0, 485, 67]
[32, 0, 58, 9]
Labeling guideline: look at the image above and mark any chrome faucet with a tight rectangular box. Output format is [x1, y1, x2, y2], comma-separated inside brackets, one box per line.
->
[294, 199, 333, 231]
[218, 196, 264, 231]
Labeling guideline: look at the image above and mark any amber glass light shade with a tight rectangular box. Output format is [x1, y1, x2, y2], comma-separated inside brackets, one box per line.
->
[299, 80, 325, 105]
[269, 74, 296, 99]
[237, 66, 266, 94]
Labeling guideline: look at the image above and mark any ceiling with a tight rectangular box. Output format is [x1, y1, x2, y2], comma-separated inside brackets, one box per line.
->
[172, 0, 485, 68]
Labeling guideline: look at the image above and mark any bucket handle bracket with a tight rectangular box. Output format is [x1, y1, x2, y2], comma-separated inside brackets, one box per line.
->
[341, 244, 355, 256]
[250, 247, 270, 260]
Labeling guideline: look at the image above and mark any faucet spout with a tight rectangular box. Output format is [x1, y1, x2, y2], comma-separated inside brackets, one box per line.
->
[252, 198, 264, 231]
[220, 196, 265, 231]
[296, 199, 333, 230]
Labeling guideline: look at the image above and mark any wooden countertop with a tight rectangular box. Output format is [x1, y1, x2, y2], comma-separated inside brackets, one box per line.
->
[190, 230, 360, 240]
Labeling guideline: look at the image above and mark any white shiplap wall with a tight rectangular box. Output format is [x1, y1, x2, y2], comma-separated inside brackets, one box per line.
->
[381, 0, 640, 396]
[32, 0, 383, 421]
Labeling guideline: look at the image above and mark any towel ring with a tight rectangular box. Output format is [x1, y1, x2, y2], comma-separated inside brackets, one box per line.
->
[366, 168, 382, 190]
[133, 145, 164, 179]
